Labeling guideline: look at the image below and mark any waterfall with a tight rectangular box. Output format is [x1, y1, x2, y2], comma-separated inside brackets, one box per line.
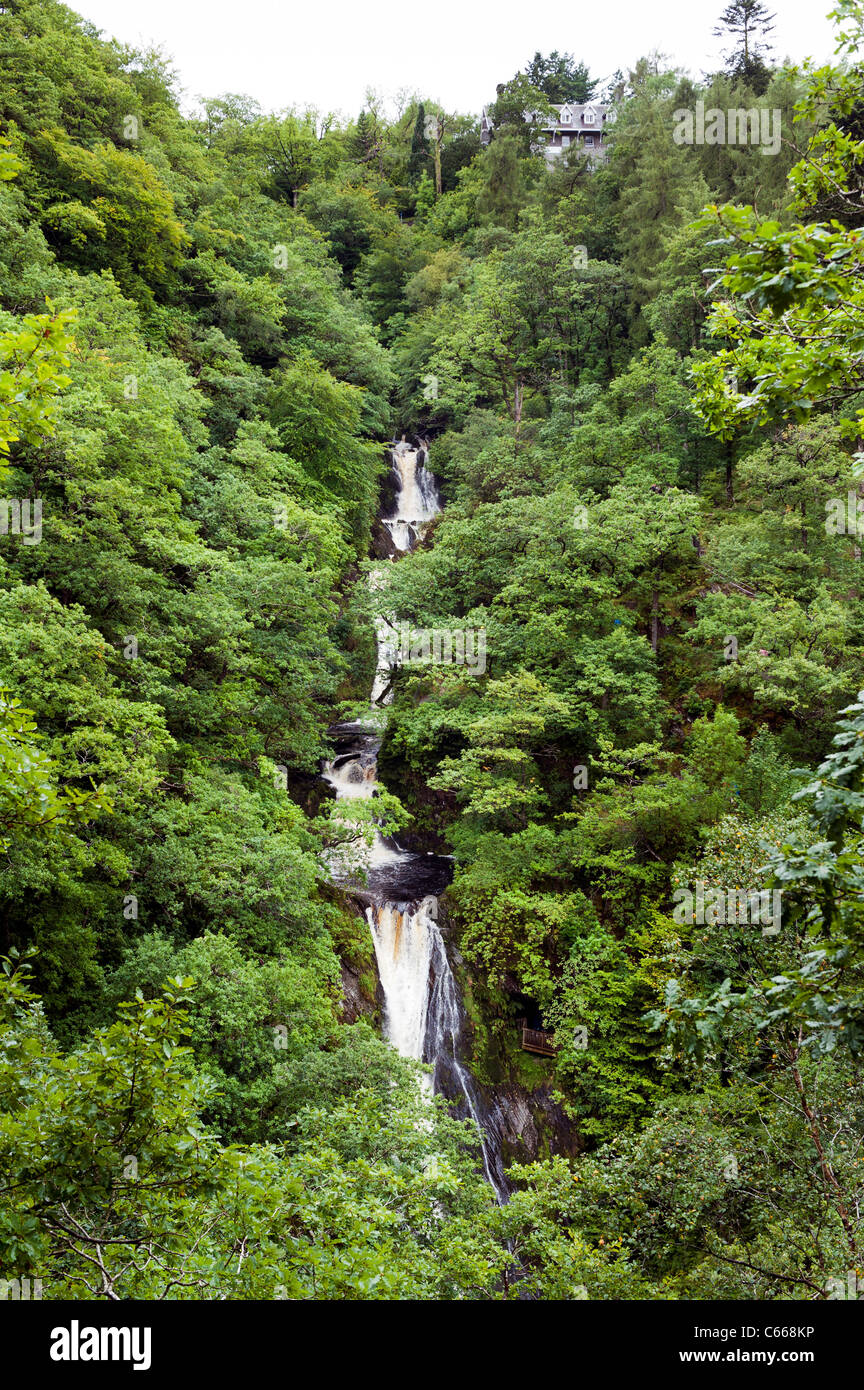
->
[382, 442, 440, 553]
[424, 915, 510, 1197]
[323, 442, 509, 1203]
[367, 897, 509, 1199]
[366, 901, 436, 1083]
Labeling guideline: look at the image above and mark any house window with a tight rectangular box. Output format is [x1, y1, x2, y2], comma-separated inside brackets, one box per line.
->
[562, 134, 571, 145]
[561, 106, 572, 124]
[584, 135, 595, 146]
[584, 108, 596, 124]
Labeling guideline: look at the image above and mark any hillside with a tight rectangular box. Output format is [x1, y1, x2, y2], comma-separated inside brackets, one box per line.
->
[1, 0, 864, 1306]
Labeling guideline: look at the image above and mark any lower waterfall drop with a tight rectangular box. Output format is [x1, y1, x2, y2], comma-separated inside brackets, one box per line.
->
[366, 900, 435, 1077]
[365, 896, 508, 1200]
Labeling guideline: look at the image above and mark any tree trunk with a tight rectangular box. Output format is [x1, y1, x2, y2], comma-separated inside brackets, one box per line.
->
[434, 125, 442, 197]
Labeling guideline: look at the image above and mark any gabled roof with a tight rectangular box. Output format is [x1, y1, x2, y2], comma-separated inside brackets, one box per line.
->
[549, 101, 607, 128]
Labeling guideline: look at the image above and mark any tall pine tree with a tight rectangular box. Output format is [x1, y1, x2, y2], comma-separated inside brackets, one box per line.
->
[714, 0, 776, 94]
[409, 102, 431, 185]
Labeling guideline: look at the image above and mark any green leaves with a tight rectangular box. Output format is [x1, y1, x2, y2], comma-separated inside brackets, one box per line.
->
[38, 130, 188, 300]
[268, 353, 383, 546]
[653, 692, 864, 1063]
[429, 670, 570, 834]
[0, 690, 108, 852]
[0, 304, 74, 478]
[0, 962, 502, 1299]
[690, 24, 864, 438]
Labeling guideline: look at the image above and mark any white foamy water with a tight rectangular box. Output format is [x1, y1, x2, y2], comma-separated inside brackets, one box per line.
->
[367, 899, 436, 1084]
[323, 754, 377, 800]
[382, 443, 439, 553]
[322, 751, 405, 879]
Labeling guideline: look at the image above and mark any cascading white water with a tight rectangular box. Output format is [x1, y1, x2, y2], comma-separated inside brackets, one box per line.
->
[425, 921, 509, 1195]
[323, 443, 508, 1203]
[366, 899, 436, 1087]
[382, 442, 439, 553]
[324, 752, 377, 799]
[368, 570, 398, 713]
[367, 895, 509, 1199]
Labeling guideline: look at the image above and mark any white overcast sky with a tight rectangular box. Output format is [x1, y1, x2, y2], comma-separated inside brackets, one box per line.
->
[71, 0, 838, 119]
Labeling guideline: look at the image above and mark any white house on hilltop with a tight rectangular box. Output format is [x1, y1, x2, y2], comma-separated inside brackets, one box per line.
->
[480, 101, 611, 165]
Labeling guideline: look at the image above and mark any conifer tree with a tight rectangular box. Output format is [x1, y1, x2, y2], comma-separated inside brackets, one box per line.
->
[409, 101, 431, 185]
[714, 0, 776, 94]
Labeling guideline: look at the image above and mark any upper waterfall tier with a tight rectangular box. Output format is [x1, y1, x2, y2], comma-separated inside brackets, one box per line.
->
[382, 443, 440, 552]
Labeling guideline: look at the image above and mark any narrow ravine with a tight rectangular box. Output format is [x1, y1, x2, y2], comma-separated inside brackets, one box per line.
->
[324, 441, 509, 1202]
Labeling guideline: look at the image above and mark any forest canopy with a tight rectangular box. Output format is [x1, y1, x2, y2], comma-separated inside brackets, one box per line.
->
[1, 0, 864, 1305]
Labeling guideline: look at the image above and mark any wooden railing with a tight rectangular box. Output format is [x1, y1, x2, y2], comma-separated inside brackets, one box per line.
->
[516, 1019, 557, 1056]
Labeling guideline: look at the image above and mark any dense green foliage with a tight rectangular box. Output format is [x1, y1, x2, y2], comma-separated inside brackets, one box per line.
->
[3, 0, 864, 1301]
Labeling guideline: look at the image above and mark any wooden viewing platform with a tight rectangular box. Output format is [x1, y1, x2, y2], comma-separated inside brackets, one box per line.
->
[516, 1019, 557, 1056]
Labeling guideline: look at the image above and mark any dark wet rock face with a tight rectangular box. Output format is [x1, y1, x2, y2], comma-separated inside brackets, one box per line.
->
[339, 958, 382, 1025]
[493, 1084, 581, 1163]
[370, 515, 399, 560]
